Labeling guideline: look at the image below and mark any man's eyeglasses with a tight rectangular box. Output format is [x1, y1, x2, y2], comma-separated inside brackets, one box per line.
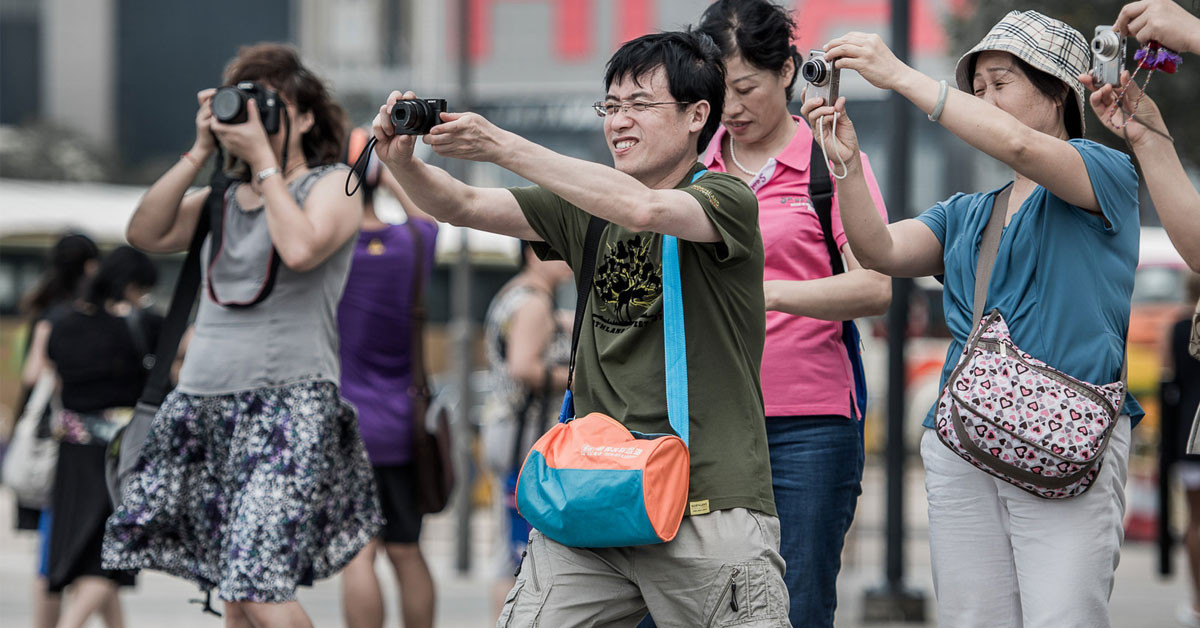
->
[592, 101, 693, 117]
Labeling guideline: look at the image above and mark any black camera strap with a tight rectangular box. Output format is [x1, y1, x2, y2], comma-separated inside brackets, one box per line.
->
[138, 160, 219, 406]
[347, 134, 378, 196]
[808, 138, 843, 275]
[279, 105, 291, 173]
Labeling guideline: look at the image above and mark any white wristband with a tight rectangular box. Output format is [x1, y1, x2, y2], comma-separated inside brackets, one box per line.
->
[255, 166, 280, 183]
[928, 80, 948, 122]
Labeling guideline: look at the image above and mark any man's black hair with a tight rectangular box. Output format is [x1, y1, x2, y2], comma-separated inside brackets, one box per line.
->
[604, 30, 726, 155]
[698, 0, 802, 101]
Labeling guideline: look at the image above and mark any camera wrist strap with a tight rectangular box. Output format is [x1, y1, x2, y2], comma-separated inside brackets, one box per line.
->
[347, 135, 379, 196]
[816, 114, 849, 180]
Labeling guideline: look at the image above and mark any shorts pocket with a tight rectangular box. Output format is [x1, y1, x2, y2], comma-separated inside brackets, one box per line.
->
[701, 561, 787, 627]
[495, 579, 524, 628]
[498, 532, 555, 627]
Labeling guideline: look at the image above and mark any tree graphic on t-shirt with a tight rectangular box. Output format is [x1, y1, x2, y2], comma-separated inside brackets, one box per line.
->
[594, 236, 661, 324]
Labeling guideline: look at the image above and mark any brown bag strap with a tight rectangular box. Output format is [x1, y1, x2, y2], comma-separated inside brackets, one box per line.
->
[972, 184, 1011, 330]
[405, 220, 430, 415]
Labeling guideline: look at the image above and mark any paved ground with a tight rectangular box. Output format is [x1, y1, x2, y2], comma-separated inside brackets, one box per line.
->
[0, 462, 1188, 627]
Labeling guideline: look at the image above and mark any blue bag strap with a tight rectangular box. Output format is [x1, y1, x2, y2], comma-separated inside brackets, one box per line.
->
[557, 168, 702, 449]
[661, 169, 704, 447]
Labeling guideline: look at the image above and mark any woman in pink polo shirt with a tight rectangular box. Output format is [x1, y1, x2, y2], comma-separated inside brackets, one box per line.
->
[698, 1, 891, 625]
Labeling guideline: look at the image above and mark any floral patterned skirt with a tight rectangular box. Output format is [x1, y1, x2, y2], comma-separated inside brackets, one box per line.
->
[102, 380, 382, 602]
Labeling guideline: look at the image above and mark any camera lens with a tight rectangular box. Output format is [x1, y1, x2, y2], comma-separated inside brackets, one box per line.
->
[1092, 31, 1120, 58]
[391, 100, 431, 132]
[801, 59, 828, 86]
[212, 88, 246, 123]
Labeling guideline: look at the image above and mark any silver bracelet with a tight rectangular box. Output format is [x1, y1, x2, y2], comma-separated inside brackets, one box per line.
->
[928, 79, 948, 122]
[255, 166, 280, 183]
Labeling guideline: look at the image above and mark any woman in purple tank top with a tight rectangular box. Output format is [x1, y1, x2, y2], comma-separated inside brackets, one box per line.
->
[337, 128, 440, 628]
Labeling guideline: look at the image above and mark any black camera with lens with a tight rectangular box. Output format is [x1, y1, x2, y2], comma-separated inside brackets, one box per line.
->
[801, 50, 840, 105]
[212, 81, 283, 135]
[390, 98, 448, 135]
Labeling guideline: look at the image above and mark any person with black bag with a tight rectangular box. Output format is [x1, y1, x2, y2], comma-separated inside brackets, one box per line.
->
[685, 3, 892, 625]
[479, 242, 572, 618]
[44, 246, 161, 628]
[336, 129, 439, 628]
[101, 44, 381, 628]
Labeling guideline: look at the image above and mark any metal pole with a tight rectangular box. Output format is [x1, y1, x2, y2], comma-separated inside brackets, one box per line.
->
[451, 0, 474, 575]
[863, 0, 926, 620]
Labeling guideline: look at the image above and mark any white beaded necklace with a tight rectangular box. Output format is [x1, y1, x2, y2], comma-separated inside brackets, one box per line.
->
[727, 136, 760, 176]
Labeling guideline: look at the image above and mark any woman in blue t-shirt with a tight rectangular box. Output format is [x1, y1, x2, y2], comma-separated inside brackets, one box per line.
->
[801, 11, 1140, 627]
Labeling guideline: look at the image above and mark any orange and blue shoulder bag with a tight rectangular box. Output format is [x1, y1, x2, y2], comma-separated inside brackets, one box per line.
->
[515, 173, 703, 548]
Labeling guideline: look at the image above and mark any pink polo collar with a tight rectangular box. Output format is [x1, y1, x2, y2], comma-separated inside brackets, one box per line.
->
[702, 116, 814, 173]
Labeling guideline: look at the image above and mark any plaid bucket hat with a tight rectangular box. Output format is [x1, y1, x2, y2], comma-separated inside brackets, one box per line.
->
[954, 10, 1089, 135]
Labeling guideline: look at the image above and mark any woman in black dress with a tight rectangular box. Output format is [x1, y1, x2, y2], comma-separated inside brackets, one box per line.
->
[45, 246, 161, 628]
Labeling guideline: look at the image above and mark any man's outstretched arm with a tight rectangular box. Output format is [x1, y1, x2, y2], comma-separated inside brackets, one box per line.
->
[372, 92, 541, 241]
[376, 92, 723, 243]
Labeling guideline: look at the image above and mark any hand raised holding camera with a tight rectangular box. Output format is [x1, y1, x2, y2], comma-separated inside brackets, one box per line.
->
[210, 98, 276, 171]
[824, 32, 916, 92]
[1115, 0, 1200, 54]
[192, 88, 218, 158]
[1080, 70, 1167, 147]
[372, 91, 423, 168]
[800, 95, 861, 171]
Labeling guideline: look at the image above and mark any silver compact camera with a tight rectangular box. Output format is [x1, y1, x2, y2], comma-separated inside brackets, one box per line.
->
[801, 50, 840, 105]
[1090, 25, 1126, 87]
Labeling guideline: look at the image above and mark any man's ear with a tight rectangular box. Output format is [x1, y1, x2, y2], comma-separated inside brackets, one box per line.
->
[690, 100, 710, 134]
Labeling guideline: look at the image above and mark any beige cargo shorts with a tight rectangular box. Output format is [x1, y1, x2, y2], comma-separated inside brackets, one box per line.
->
[496, 507, 790, 627]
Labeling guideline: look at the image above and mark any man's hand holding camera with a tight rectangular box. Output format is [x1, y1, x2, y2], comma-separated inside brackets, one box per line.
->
[373, 90, 513, 168]
[211, 98, 277, 173]
[426, 112, 513, 163]
[372, 91, 422, 168]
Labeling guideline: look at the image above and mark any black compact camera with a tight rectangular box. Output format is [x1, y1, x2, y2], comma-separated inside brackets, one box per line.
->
[1090, 25, 1126, 87]
[801, 50, 840, 105]
[390, 98, 448, 135]
[211, 81, 283, 134]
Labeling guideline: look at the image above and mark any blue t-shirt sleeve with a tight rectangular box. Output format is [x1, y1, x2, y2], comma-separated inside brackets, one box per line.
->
[1069, 138, 1138, 234]
[914, 202, 948, 246]
[915, 192, 973, 247]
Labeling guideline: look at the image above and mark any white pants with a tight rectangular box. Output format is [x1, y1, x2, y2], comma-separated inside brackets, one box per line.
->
[921, 416, 1130, 628]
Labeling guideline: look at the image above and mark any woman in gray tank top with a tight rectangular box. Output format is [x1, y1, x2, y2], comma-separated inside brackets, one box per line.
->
[103, 43, 382, 627]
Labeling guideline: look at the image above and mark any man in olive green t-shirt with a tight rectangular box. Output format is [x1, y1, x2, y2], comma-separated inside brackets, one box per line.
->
[372, 31, 787, 627]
